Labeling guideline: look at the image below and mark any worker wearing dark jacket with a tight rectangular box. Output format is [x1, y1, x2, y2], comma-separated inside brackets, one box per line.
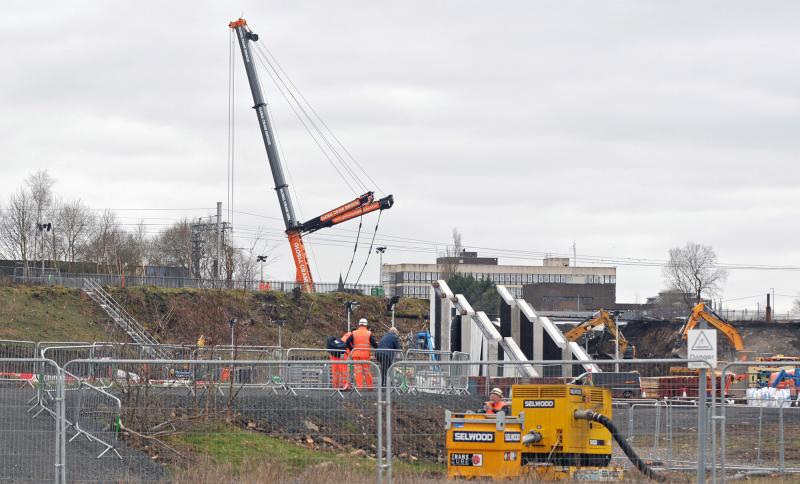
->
[346, 319, 378, 388]
[376, 327, 400, 388]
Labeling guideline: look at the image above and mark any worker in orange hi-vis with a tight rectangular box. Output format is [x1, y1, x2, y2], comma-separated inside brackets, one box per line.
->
[338, 329, 353, 389]
[345, 319, 378, 389]
[326, 334, 348, 389]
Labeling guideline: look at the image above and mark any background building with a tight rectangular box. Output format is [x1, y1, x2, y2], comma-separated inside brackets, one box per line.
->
[382, 251, 616, 299]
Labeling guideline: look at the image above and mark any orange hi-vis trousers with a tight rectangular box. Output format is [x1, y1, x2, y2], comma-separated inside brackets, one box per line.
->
[351, 349, 373, 389]
[330, 353, 350, 389]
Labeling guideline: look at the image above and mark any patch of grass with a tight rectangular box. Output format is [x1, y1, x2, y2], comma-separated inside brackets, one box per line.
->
[168, 425, 443, 478]
[0, 285, 109, 342]
[171, 426, 371, 474]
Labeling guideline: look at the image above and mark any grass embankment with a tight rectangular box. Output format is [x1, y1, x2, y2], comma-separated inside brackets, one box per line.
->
[0, 283, 429, 348]
[167, 425, 442, 483]
[107, 286, 429, 348]
[0, 285, 109, 341]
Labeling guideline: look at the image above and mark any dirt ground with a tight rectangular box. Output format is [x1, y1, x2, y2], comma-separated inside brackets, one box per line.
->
[605, 319, 800, 360]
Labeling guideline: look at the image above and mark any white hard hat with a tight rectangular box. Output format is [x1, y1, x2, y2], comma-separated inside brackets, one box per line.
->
[358, 318, 369, 326]
[490, 387, 503, 397]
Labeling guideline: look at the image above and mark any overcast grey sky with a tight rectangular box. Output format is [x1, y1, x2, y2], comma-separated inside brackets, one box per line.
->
[2, 1, 799, 311]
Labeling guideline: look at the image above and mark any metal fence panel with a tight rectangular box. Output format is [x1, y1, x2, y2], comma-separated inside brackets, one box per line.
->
[59, 359, 384, 482]
[720, 361, 800, 482]
[0, 358, 63, 483]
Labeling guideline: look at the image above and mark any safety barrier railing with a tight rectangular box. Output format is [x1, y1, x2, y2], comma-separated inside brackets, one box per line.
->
[0, 340, 37, 385]
[83, 278, 164, 354]
[0, 358, 65, 483]
[60, 359, 385, 483]
[719, 360, 800, 482]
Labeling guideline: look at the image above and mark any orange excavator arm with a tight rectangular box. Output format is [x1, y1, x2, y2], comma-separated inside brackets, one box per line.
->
[565, 309, 634, 356]
[679, 302, 745, 352]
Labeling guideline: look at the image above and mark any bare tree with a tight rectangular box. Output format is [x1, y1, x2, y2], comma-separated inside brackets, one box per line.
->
[0, 187, 36, 268]
[151, 219, 193, 271]
[663, 242, 727, 308]
[58, 198, 95, 262]
[791, 297, 800, 317]
[437, 228, 463, 281]
[26, 170, 55, 266]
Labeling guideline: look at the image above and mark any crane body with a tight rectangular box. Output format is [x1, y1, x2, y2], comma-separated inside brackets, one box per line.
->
[229, 19, 393, 291]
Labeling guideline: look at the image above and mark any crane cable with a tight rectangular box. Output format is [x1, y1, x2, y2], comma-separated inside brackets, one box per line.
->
[252, 41, 371, 194]
[250, 43, 365, 195]
[342, 215, 363, 284]
[256, 42, 384, 195]
[354, 210, 383, 286]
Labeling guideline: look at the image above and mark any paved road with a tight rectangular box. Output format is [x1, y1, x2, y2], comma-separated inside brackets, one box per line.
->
[0, 383, 165, 482]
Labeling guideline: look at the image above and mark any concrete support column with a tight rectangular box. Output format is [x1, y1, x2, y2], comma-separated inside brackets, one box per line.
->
[511, 306, 520, 344]
[561, 345, 573, 378]
[486, 336, 498, 377]
[460, 315, 472, 359]
[533, 316, 544, 376]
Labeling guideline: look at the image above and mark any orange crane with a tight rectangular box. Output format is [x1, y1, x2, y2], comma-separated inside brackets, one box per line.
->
[564, 309, 636, 358]
[229, 19, 393, 291]
[676, 302, 745, 358]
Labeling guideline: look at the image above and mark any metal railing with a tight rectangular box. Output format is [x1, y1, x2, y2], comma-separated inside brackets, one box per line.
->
[13, 272, 382, 295]
[719, 360, 800, 482]
[15, 348, 799, 483]
[82, 279, 167, 357]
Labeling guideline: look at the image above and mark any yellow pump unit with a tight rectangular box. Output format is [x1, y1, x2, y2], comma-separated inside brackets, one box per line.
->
[445, 384, 666, 481]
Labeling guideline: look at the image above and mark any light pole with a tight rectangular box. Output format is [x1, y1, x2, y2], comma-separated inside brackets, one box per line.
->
[376, 246, 387, 294]
[274, 318, 287, 348]
[257, 255, 267, 282]
[387, 295, 400, 328]
[37, 222, 51, 277]
[228, 318, 237, 359]
[344, 301, 359, 332]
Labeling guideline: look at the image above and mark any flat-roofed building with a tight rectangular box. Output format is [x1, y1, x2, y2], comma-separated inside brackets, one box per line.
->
[382, 251, 616, 299]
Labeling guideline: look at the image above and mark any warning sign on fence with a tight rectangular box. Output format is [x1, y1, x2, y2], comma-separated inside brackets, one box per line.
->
[687, 329, 717, 369]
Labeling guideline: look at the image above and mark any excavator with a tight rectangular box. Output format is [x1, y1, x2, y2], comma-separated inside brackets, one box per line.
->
[564, 310, 635, 359]
[230, 19, 394, 292]
[673, 302, 745, 360]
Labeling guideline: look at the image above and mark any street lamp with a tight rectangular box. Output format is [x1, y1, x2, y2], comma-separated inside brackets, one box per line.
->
[228, 318, 237, 359]
[256, 255, 267, 282]
[387, 295, 400, 328]
[344, 301, 360, 332]
[273, 318, 287, 348]
[375, 247, 387, 294]
[37, 222, 51, 276]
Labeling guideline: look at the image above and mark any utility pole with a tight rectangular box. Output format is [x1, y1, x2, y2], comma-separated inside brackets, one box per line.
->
[216, 202, 222, 284]
[387, 295, 400, 328]
[344, 301, 359, 333]
[37, 223, 51, 277]
[228, 318, 237, 359]
[257, 255, 268, 282]
[376, 246, 387, 293]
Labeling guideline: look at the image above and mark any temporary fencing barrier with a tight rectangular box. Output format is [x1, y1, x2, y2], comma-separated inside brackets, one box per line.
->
[0, 358, 64, 483]
[15, 347, 794, 483]
[719, 360, 800, 482]
[60, 359, 384, 483]
[0, 340, 37, 385]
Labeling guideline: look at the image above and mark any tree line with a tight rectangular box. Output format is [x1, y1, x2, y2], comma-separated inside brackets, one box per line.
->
[0, 170, 260, 281]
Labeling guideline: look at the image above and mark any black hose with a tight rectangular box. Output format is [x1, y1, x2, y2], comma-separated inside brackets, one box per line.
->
[576, 410, 668, 482]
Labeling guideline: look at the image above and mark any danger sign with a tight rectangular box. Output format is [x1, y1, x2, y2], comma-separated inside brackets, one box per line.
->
[687, 329, 717, 369]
